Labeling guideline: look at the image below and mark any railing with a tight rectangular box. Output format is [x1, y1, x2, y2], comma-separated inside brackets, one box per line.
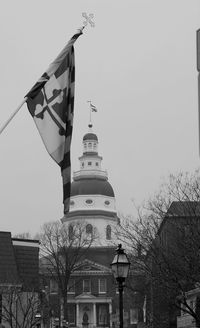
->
[73, 170, 108, 179]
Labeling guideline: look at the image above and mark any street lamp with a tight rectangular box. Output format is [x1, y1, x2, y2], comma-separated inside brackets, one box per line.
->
[111, 244, 130, 328]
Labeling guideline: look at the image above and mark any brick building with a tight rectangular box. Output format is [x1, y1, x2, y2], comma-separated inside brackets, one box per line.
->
[145, 201, 200, 328]
[0, 231, 39, 327]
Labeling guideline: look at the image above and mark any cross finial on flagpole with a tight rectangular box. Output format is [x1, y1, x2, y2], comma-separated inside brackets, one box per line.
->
[82, 13, 95, 28]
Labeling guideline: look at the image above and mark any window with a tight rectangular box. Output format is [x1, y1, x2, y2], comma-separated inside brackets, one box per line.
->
[85, 199, 93, 205]
[97, 304, 108, 326]
[96, 162, 99, 166]
[88, 143, 92, 148]
[83, 279, 91, 293]
[106, 225, 111, 240]
[86, 224, 93, 234]
[130, 309, 138, 324]
[68, 279, 75, 294]
[69, 225, 74, 240]
[82, 162, 84, 167]
[88, 162, 92, 166]
[50, 279, 58, 293]
[99, 278, 107, 294]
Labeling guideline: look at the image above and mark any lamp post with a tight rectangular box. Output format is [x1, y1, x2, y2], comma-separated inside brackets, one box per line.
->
[111, 244, 130, 328]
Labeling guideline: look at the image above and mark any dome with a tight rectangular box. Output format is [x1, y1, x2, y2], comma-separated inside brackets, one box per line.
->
[71, 178, 115, 197]
[83, 133, 98, 141]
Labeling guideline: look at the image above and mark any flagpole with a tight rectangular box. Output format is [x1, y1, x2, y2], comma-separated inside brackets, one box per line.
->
[0, 97, 27, 135]
[87, 100, 92, 126]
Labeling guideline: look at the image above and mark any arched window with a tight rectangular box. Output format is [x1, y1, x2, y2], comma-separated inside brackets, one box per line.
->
[86, 224, 93, 234]
[69, 225, 73, 240]
[106, 225, 111, 240]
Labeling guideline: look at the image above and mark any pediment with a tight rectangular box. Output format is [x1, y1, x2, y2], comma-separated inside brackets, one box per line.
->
[75, 293, 97, 300]
[74, 259, 110, 273]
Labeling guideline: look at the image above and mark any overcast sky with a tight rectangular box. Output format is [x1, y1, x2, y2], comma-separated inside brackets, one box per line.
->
[0, 0, 199, 236]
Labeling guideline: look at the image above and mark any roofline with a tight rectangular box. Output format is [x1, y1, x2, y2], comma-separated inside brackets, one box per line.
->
[12, 239, 40, 247]
[12, 238, 39, 243]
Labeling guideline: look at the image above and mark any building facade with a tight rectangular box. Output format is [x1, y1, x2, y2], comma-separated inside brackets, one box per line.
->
[45, 123, 145, 328]
[61, 124, 119, 327]
[177, 287, 200, 328]
[145, 202, 200, 328]
[0, 231, 39, 327]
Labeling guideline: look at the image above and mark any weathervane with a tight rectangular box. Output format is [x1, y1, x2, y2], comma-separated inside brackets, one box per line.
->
[82, 13, 95, 28]
[87, 100, 97, 129]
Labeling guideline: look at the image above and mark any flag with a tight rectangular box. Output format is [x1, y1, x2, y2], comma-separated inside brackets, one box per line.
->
[26, 30, 82, 214]
[90, 103, 97, 112]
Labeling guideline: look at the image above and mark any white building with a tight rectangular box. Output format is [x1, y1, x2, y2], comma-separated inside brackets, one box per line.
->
[62, 123, 119, 245]
[177, 288, 200, 328]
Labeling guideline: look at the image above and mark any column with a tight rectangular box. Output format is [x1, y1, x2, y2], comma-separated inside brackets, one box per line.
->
[76, 303, 80, 328]
[109, 302, 112, 328]
[93, 303, 96, 328]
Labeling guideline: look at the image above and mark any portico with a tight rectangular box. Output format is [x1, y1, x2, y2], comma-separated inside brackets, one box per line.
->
[68, 294, 112, 328]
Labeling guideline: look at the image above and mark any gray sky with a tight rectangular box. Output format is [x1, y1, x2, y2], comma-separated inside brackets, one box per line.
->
[0, 0, 199, 236]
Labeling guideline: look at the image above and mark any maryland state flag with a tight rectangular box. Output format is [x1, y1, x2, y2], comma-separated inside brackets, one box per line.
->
[26, 30, 82, 214]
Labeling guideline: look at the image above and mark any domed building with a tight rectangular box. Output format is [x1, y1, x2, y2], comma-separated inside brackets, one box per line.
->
[47, 123, 142, 328]
[54, 124, 121, 328]
[62, 124, 119, 246]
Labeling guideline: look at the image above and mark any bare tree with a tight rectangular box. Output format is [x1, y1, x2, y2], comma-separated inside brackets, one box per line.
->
[13, 232, 33, 239]
[117, 169, 200, 326]
[39, 219, 97, 326]
[1, 286, 40, 328]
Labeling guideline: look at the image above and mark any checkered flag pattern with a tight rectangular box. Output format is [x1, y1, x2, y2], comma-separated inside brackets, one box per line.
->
[26, 31, 82, 214]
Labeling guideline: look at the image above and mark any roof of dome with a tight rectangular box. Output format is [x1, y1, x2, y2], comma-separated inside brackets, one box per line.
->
[83, 133, 98, 141]
[71, 178, 115, 197]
